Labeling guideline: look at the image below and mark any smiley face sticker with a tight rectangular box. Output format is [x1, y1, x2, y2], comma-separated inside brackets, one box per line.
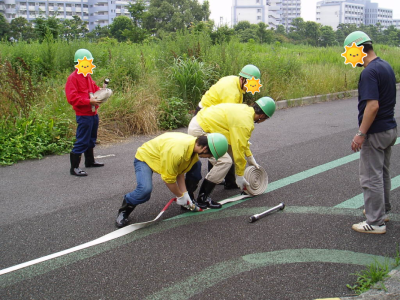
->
[75, 56, 96, 77]
[244, 76, 263, 95]
[341, 42, 367, 68]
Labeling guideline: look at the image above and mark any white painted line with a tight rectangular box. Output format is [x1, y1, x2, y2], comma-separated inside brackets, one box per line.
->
[95, 154, 116, 159]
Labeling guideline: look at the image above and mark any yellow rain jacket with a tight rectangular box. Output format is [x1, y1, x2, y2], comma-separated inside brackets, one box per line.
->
[196, 103, 254, 176]
[199, 76, 245, 108]
[135, 132, 199, 184]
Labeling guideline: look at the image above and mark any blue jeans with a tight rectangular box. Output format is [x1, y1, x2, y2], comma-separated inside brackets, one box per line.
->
[125, 158, 154, 205]
[185, 160, 203, 182]
[72, 115, 99, 154]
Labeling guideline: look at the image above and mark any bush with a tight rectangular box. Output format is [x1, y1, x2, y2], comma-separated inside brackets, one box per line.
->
[0, 114, 74, 165]
[157, 97, 190, 130]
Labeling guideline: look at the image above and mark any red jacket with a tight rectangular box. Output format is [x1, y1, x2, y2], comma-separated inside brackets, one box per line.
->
[65, 69, 100, 116]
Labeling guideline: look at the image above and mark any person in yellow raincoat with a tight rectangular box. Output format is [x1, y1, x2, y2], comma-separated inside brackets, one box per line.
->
[195, 64, 261, 112]
[193, 64, 262, 190]
[185, 97, 276, 209]
[115, 132, 228, 228]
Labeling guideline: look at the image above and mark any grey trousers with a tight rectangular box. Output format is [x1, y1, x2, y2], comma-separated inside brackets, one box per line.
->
[188, 116, 232, 184]
[360, 127, 397, 225]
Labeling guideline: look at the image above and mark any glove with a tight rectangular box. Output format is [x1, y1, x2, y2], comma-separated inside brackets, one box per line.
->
[236, 175, 249, 190]
[247, 155, 260, 169]
[176, 192, 201, 211]
[176, 192, 193, 206]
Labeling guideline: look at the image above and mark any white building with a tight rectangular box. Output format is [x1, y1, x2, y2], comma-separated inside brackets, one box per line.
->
[0, 0, 133, 31]
[231, 0, 269, 26]
[393, 19, 400, 30]
[231, 0, 301, 30]
[276, 0, 301, 30]
[316, 0, 393, 30]
[364, 0, 392, 28]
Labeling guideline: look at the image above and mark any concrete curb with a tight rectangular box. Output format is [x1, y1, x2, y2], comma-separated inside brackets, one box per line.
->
[276, 90, 359, 109]
[276, 84, 400, 109]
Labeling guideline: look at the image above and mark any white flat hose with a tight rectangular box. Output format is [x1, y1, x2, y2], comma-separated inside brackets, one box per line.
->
[0, 168, 269, 276]
[243, 165, 268, 196]
[219, 165, 268, 204]
[0, 198, 176, 276]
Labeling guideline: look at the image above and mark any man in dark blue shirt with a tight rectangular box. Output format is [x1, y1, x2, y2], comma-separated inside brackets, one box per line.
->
[344, 31, 397, 234]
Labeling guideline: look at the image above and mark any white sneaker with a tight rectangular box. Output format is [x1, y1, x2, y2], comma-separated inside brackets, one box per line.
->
[363, 209, 389, 222]
[352, 221, 386, 234]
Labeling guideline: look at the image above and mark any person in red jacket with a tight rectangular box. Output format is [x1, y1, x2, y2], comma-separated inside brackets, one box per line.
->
[65, 49, 104, 176]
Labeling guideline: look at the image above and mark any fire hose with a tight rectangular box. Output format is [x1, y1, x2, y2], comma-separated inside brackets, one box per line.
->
[0, 167, 269, 275]
[220, 165, 268, 204]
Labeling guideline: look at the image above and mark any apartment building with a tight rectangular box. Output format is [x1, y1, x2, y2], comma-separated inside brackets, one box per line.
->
[393, 19, 400, 30]
[0, 0, 133, 31]
[316, 0, 393, 30]
[232, 0, 301, 30]
[231, 0, 268, 26]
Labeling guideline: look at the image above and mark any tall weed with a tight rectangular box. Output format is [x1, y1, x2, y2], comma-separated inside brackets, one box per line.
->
[167, 57, 216, 109]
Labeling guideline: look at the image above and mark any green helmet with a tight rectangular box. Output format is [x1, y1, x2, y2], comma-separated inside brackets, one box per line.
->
[255, 97, 276, 118]
[207, 133, 228, 160]
[239, 64, 261, 80]
[74, 49, 94, 63]
[344, 31, 372, 47]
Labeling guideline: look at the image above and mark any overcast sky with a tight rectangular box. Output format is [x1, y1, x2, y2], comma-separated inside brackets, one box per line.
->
[200, 0, 400, 26]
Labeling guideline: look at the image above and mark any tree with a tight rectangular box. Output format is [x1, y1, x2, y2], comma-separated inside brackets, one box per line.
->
[34, 16, 61, 41]
[143, 0, 210, 35]
[0, 13, 10, 40]
[383, 25, 400, 47]
[109, 15, 134, 42]
[233, 21, 251, 32]
[9, 17, 36, 41]
[237, 26, 259, 43]
[61, 16, 89, 41]
[128, 0, 147, 27]
[210, 24, 235, 44]
[304, 21, 320, 46]
[336, 23, 358, 45]
[256, 22, 273, 44]
[127, 0, 150, 43]
[319, 26, 337, 47]
[86, 25, 111, 40]
[288, 17, 306, 43]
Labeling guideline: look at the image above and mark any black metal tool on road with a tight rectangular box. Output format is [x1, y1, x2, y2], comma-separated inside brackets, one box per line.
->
[249, 202, 285, 223]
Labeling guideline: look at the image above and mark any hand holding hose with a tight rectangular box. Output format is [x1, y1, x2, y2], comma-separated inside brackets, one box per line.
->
[176, 192, 202, 211]
[236, 175, 249, 190]
[247, 155, 260, 169]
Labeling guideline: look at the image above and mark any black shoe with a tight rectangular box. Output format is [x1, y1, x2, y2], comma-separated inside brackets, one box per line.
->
[197, 179, 222, 209]
[70, 168, 88, 176]
[115, 198, 136, 228]
[70, 152, 88, 176]
[197, 197, 222, 209]
[85, 148, 104, 168]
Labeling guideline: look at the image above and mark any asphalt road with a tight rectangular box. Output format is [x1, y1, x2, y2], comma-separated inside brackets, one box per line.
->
[1, 96, 400, 300]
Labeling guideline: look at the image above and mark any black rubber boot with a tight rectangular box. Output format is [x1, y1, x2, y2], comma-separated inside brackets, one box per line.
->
[70, 152, 87, 176]
[197, 179, 221, 209]
[115, 198, 136, 228]
[84, 148, 104, 167]
[224, 164, 239, 190]
[185, 178, 199, 201]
